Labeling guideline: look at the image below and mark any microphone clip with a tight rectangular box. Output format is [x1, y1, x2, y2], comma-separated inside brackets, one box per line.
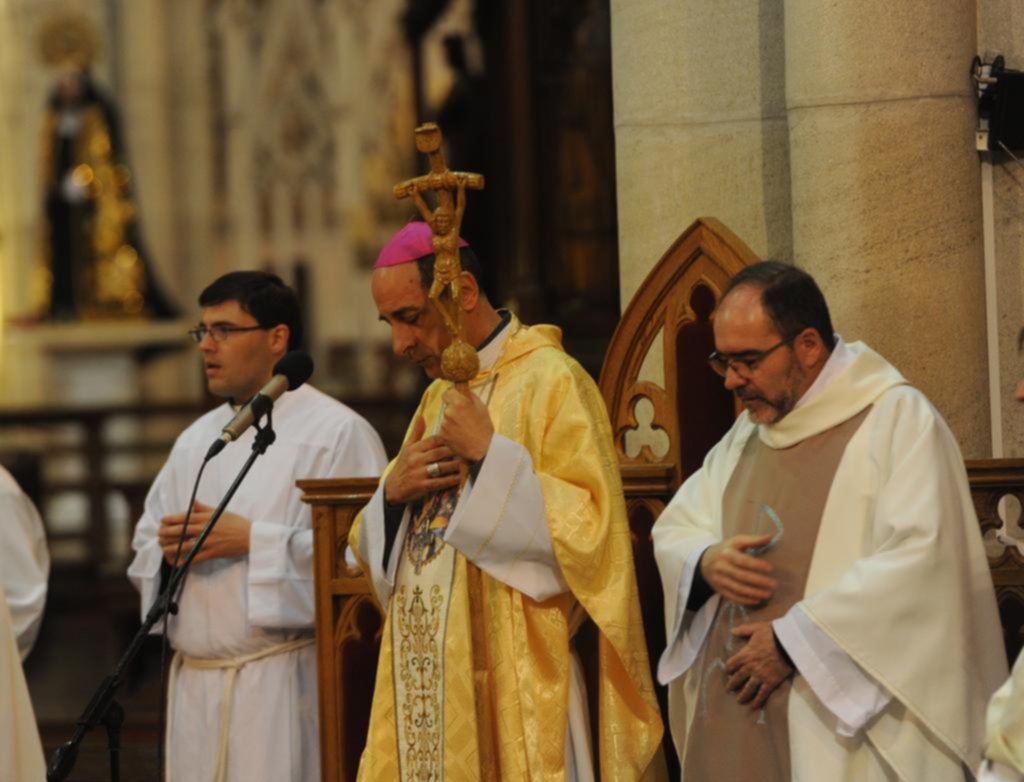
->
[204, 394, 277, 462]
[251, 406, 276, 455]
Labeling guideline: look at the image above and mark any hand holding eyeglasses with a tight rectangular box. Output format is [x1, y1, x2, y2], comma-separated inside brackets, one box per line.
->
[699, 533, 778, 605]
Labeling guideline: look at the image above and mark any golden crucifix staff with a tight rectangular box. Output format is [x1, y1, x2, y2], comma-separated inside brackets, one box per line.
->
[393, 122, 485, 394]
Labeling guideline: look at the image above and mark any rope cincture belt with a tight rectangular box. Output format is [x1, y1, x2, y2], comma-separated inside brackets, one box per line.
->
[165, 636, 315, 782]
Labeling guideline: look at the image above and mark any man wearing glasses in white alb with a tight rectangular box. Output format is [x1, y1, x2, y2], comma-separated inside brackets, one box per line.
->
[128, 271, 386, 782]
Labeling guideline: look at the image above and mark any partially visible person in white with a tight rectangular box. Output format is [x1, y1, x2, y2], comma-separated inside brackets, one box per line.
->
[0, 582, 47, 782]
[0, 464, 49, 660]
[0, 464, 49, 781]
[978, 373, 1024, 782]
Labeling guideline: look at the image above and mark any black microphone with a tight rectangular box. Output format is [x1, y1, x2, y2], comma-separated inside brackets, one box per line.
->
[204, 351, 314, 460]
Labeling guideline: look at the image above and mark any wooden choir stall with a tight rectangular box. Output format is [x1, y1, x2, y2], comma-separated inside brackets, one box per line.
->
[300, 217, 1024, 781]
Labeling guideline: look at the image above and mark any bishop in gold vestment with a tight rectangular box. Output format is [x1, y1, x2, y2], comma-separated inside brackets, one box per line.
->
[351, 222, 663, 780]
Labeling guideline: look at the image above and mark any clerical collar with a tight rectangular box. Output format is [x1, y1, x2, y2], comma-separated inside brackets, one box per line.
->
[475, 310, 513, 372]
[794, 335, 852, 410]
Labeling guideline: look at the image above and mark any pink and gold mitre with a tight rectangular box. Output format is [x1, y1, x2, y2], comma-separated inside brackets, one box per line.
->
[374, 221, 469, 269]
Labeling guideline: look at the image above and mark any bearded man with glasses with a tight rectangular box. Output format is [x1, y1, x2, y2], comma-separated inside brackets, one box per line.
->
[653, 261, 1006, 781]
[128, 271, 386, 782]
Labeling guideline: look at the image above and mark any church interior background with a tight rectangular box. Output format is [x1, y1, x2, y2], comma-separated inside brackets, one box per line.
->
[1, 0, 1023, 776]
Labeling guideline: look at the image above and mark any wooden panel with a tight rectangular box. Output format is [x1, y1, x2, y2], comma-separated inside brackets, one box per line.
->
[300, 477, 381, 782]
[599, 217, 757, 488]
[966, 459, 1024, 664]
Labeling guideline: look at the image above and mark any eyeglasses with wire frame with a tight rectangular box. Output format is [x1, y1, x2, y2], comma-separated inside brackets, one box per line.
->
[707, 334, 796, 378]
[187, 323, 268, 343]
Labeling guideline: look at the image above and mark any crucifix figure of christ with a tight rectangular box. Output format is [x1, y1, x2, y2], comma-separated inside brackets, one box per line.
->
[393, 123, 485, 389]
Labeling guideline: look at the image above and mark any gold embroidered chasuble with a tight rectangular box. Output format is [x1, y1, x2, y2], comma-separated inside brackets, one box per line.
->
[351, 317, 663, 780]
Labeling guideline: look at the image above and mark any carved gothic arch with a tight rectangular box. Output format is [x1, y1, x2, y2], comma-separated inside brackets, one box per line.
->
[600, 216, 758, 492]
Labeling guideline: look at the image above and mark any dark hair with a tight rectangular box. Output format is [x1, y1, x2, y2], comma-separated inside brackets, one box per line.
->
[415, 246, 487, 298]
[198, 271, 303, 350]
[724, 261, 836, 351]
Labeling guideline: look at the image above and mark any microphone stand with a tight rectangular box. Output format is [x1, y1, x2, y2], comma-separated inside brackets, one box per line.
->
[47, 411, 278, 782]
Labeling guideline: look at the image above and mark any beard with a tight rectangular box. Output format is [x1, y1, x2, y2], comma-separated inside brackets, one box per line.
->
[735, 360, 806, 424]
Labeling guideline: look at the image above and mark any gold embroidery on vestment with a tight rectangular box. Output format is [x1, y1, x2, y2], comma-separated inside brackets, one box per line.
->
[396, 584, 445, 779]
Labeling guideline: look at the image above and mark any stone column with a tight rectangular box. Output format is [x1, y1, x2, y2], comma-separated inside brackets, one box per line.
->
[611, 0, 792, 307]
[166, 0, 214, 308]
[117, 0, 180, 301]
[784, 0, 989, 456]
[216, 2, 259, 276]
[0, 1, 17, 329]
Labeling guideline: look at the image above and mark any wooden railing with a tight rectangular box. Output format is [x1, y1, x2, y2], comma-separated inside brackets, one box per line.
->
[0, 394, 413, 572]
[0, 402, 207, 570]
[304, 460, 1024, 782]
[966, 458, 1024, 664]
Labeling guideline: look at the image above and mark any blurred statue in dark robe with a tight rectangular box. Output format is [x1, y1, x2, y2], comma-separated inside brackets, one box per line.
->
[37, 13, 177, 321]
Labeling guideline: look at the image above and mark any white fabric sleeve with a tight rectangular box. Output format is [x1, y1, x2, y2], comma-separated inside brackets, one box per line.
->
[657, 539, 719, 685]
[565, 649, 595, 780]
[0, 582, 47, 780]
[978, 761, 1024, 782]
[353, 482, 409, 608]
[1, 489, 49, 661]
[773, 605, 891, 737]
[127, 460, 176, 629]
[652, 417, 751, 684]
[247, 523, 316, 628]
[984, 650, 1024, 774]
[247, 418, 387, 627]
[444, 433, 568, 602]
